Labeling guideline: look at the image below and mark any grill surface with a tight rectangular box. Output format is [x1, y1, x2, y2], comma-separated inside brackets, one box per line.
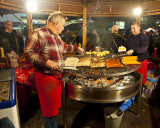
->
[64, 64, 141, 78]
[64, 53, 141, 78]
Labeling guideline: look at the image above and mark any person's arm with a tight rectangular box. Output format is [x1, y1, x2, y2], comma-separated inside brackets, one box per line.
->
[126, 49, 134, 55]
[11, 50, 16, 55]
[77, 47, 85, 54]
[127, 34, 149, 55]
[24, 32, 48, 67]
[59, 36, 85, 54]
[46, 59, 61, 71]
[132, 34, 149, 54]
[24, 32, 61, 70]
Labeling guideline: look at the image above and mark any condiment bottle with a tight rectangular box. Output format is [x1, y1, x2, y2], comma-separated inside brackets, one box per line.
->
[153, 47, 157, 57]
[74, 43, 77, 48]
[78, 43, 81, 48]
[0, 47, 5, 58]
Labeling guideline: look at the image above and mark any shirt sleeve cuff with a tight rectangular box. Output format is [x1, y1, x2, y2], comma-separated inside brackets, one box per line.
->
[41, 57, 48, 66]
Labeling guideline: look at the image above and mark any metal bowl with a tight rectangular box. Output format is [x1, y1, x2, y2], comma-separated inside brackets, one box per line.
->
[66, 71, 141, 103]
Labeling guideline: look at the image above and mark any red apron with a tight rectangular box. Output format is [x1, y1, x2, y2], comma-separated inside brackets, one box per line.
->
[137, 59, 148, 85]
[34, 72, 62, 117]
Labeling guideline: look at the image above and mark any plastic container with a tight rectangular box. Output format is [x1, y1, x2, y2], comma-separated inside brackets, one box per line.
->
[6, 53, 19, 68]
[0, 68, 21, 128]
[104, 106, 124, 128]
[120, 97, 135, 112]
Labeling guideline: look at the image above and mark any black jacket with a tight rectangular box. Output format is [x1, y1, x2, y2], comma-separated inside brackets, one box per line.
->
[102, 33, 127, 53]
[127, 33, 149, 61]
[0, 30, 24, 55]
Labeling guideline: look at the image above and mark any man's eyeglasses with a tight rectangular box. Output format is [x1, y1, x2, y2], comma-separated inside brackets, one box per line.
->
[6, 24, 13, 27]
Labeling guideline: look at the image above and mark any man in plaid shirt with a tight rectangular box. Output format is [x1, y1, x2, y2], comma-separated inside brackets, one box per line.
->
[24, 12, 85, 128]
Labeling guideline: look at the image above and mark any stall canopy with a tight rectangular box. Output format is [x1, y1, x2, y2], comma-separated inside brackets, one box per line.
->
[1, 0, 160, 46]
[1, 0, 160, 16]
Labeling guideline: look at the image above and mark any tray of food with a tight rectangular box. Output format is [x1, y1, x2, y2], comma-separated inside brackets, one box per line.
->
[64, 55, 141, 69]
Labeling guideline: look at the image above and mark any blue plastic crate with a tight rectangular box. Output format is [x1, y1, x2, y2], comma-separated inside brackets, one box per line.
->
[0, 68, 16, 109]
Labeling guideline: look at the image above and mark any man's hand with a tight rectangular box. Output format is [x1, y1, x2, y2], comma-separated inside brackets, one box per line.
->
[11, 50, 16, 55]
[78, 47, 85, 54]
[126, 49, 134, 55]
[46, 60, 62, 71]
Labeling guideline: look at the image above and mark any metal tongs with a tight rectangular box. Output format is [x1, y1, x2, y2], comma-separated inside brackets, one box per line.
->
[60, 66, 78, 70]
[111, 53, 128, 58]
[102, 53, 128, 59]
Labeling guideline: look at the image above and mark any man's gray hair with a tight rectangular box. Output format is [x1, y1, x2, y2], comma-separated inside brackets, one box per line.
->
[47, 12, 66, 24]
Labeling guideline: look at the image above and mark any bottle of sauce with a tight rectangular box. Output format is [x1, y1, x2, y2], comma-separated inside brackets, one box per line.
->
[0, 47, 5, 58]
[0, 47, 5, 68]
[153, 47, 157, 57]
[78, 43, 81, 48]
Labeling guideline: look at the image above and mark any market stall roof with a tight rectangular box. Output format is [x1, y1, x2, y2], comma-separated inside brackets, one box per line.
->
[0, 0, 160, 16]
[0, 8, 19, 15]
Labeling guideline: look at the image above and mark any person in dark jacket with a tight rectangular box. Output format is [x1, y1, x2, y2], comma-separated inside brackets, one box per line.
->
[86, 29, 100, 51]
[147, 30, 154, 55]
[102, 25, 126, 53]
[126, 22, 149, 85]
[0, 21, 24, 55]
[70, 32, 82, 46]
[110, 25, 127, 53]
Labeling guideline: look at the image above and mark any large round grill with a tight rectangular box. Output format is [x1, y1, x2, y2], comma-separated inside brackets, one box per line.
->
[63, 55, 142, 103]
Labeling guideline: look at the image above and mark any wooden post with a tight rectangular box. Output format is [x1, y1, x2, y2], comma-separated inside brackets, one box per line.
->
[82, 4, 87, 49]
[27, 11, 33, 37]
[136, 15, 141, 27]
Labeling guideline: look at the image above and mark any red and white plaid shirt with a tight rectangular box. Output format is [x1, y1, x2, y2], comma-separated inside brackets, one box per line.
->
[24, 27, 78, 74]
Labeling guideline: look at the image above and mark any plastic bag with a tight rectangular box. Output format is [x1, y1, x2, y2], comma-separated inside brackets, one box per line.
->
[7, 53, 19, 67]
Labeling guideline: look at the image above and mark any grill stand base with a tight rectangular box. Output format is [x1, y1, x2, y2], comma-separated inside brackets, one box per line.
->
[127, 74, 142, 116]
[136, 74, 143, 115]
[61, 74, 143, 128]
[62, 80, 67, 128]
